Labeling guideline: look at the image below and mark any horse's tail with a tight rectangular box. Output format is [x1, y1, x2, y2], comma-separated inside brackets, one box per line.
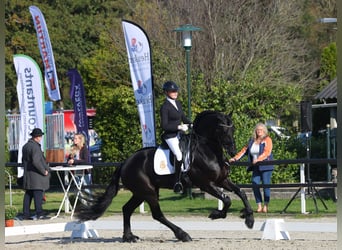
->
[75, 164, 122, 221]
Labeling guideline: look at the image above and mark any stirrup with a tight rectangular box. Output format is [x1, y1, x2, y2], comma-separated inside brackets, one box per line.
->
[173, 182, 183, 193]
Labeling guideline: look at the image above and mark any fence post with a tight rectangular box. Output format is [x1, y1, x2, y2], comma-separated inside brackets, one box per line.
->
[326, 124, 331, 181]
[300, 164, 306, 214]
[5, 170, 12, 206]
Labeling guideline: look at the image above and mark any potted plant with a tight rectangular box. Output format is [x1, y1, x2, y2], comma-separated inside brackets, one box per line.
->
[5, 205, 17, 227]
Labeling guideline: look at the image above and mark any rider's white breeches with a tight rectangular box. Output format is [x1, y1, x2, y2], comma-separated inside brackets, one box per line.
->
[165, 136, 182, 161]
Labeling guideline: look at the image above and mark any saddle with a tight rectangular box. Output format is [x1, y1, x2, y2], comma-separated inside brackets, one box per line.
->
[153, 144, 175, 175]
[153, 138, 191, 176]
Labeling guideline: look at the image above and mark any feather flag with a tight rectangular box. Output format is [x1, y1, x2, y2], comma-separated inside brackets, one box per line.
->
[122, 20, 156, 147]
[29, 5, 61, 101]
[14, 54, 45, 177]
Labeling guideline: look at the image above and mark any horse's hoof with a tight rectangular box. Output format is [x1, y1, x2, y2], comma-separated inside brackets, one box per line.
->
[175, 230, 192, 242]
[208, 209, 226, 220]
[122, 233, 140, 243]
[245, 216, 255, 229]
[180, 232, 192, 242]
[182, 234, 192, 242]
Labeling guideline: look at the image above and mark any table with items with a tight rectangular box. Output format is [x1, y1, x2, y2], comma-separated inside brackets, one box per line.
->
[50, 165, 93, 219]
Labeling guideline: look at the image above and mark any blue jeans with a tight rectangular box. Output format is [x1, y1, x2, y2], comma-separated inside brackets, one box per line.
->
[252, 169, 273, 204]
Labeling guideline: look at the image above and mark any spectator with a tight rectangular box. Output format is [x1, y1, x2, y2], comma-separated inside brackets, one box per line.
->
[67, 133, 91, 185]
[229, 123, 274, 213]
[22, 128, 50, 220]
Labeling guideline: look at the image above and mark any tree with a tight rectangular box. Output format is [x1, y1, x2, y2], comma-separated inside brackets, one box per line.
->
[5, 0, 131, 110]
[320, 42, 336, 82]
[162, 1, 320, 94]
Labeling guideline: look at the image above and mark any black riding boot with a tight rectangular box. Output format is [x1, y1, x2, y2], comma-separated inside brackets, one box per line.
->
[173, 159, 183, 193]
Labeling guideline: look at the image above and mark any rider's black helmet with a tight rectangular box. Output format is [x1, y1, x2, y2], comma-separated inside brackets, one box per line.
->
[162, 81, 179, 92]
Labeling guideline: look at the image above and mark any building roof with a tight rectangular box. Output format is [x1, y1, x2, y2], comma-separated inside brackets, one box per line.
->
[315, 78, 337, 100]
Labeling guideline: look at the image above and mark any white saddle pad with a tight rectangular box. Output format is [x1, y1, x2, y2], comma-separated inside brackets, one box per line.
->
[154, 147, 175, 175]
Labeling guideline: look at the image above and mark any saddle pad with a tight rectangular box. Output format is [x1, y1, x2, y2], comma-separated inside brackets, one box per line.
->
[154, 147, 175, 175]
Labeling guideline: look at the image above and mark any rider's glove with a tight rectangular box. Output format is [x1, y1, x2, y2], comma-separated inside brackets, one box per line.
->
[178, 124, 189, 132]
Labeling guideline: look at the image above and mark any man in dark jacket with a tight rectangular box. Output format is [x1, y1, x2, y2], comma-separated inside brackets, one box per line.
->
[22, 128, 50, 220]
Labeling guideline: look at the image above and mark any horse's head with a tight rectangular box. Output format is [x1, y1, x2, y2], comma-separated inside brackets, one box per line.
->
[193, 111, 236, 157]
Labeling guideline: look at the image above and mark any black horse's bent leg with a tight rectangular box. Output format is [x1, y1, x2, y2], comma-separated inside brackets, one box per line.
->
[221, 178, 254, 229]
[201, 184, 232, 220]
[122, 195, 144, 242]
[145, 194, 192, 242]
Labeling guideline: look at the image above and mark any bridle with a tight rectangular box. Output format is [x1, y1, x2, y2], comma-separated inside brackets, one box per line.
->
[219, 123, 233, 128]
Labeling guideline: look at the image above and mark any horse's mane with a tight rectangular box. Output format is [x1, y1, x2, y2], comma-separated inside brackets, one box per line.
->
[181, 111, 228, 167]
[193, 110, 223, 131]
[187, 110, 225, 150]
[193, 110, 220, 124]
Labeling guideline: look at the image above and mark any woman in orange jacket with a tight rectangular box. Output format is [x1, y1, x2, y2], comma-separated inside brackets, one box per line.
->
[229, 123, 274, 213]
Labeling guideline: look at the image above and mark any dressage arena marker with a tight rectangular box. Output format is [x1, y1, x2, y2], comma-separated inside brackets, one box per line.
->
[5, 218, 336, 240]
[261, 219, 290, 240]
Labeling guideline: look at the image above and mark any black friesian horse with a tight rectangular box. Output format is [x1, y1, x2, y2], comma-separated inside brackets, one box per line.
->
[75, 110, 254, 242]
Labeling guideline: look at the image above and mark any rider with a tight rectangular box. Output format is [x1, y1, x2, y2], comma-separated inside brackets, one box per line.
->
[160, 81, 191, 193]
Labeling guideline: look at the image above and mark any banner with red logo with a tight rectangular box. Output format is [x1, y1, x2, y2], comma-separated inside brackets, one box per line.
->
[122, 20, 156, 147]
[14, 54, 45, 177]
[29, 5, 61, 101]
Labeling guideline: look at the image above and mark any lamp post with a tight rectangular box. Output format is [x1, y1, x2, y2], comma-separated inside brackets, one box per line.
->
[174, 24, 202, 120]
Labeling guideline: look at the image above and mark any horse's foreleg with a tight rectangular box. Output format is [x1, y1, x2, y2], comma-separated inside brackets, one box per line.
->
[122, 196, 144, 242]
[201, 184, 232, 220]
[145, 194, 192, 242]
[221, 179, 254, 229]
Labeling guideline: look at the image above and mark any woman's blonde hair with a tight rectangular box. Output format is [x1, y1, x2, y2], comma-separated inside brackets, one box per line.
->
[252, 123, 268, 140]
[70, 133, 86, 157]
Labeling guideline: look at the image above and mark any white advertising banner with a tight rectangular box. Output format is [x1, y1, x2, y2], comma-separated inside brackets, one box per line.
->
[122, 20, 156, 147]
[14, 54, 45, 177]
